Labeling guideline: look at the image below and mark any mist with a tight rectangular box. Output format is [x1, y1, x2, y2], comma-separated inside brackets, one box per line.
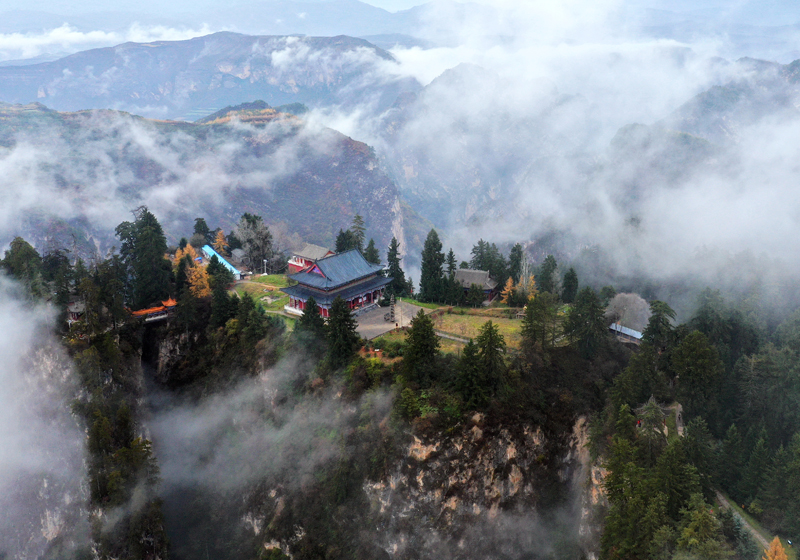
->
[0, 278, 88, 558]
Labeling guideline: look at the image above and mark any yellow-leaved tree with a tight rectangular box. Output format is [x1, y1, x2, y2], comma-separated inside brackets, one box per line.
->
[521, 274, 537, 301]
[213, 230, 227, 255]
[174, 244, 198, 268]
[187, 264, 211, 298]
[501, 278, 514, 304]
[763, 537, 788, 560]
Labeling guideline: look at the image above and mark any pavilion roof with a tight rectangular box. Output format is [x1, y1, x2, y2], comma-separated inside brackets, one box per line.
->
[289, 249, 383, 290]
[281, 275, 392, 306]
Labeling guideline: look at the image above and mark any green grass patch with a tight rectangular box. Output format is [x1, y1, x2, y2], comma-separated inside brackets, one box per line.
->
[398, 298, 447, 310]
[251, 274, 291, 288]
[431, 313, 522, 349]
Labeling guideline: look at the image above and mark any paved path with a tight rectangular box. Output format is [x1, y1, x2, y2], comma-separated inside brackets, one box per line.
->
[356, 301, 434, 340]
[715, 490, 769, 550]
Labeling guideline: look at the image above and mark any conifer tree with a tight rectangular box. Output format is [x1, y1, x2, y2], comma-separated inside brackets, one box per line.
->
[457, 339, 486, 408]
[326, 296, 359, 369]
[564, 287, 607, 359]
[403, 309, 440, 386]
[186, 265, 211, 298]
[537, 255, 558, 294]
[364, 239, 380, 265]
[386, 237, 409, 296]
[419, 229, 444, 302]
[446, 249, 457, 278]
[350, 214, 366, 253]
[561, 267, 578, 303]
[296, 296, 327, 345]
[476, 321, 506, 394]
[508, 243, 523, 283]
[643, 300, 676, 350]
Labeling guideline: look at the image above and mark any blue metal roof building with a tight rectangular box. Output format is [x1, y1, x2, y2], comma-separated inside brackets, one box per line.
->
[201, 245, 242, 280]
[609, 323, 643, 343]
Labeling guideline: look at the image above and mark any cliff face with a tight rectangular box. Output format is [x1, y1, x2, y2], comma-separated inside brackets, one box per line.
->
[361, 414, 601, 559]
[0, 338, 89, 559]
[0, 103, 427, 262]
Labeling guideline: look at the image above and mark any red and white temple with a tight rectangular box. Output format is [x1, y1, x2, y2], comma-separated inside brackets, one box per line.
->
[287, 243, 335, 274]
[281, 249, 392, 317]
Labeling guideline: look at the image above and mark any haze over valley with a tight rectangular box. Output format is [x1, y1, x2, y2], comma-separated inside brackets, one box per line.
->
[4, 1, 800, 560]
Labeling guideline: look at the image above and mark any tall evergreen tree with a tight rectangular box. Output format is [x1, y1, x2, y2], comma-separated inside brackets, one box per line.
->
[537, 255, 558, 295]
[564, 287, 607, 359]
[457, 339, 486, 408]
[116, 207, 172, 309]
[508, 243, 523, 283]
[350, 214, 366, 253]
[335, 229, 358, 253]
[521, 292, 559, 351]
[643, 300, 676, 350]
[419, 229, 445, 302]
[446, 249, 457, 278]
[326, 296, 359, 369]
[403, 309, 440, 386]
[386, 237, 409, 296]
[476, 321, 506, 394]
[561, 267, 579, 303]
[296, 296, 327, 344]
[364, 239, 380, 265]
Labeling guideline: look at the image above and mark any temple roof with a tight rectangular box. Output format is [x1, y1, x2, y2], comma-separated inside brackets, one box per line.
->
[454, 269, 498, 291]
[294, 242, 334, 261]
[289, 249, 384, 290]
[282, 275, 392, 306]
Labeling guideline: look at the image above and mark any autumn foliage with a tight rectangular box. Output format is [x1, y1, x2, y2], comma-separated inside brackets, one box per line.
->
[763, 537, 788, 560]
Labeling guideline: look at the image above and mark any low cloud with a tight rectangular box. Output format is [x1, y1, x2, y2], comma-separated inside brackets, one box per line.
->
[0, 278, 88, 557]
[0, 23, 216, 62]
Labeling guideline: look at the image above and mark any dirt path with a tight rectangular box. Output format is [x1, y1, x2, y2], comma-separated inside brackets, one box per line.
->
[715, 490, 770, 550]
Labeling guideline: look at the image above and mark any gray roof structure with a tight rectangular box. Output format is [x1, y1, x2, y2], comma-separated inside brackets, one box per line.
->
[295, 242, 333, 261]
[454, 269, 498, 291]
[609, 323, 643, 340]
[288, 249, 384, 290]
[282, 276, 392, 306]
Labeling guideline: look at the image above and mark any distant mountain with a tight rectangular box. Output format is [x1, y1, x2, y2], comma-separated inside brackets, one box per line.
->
[661, 57, 800, 144]
[0, 32, 421, 120]
[0, 102, 428, 262]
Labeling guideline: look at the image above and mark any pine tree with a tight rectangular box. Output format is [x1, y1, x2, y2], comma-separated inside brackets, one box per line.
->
[296, 296, 327, 344]
[467, 284, 484, 307]
[350, 214, 366, 253]
[326, 296, 359, 369]
[476, 320, 506, 394]
[386, 237, 409, 296]
[2, 236, 44, 298]
[561, 267, 578, 303]
[564, 287, 607, 359]
[446, 249, 457, 278]
[643, 300, 676, 350]
[537, 255, 558, 294]
[521, 291, 558, 351]
[335, 229, 358, 253]
[403, 309, 440, 386]
[457, 339, 486, 408]
[419, 229, 444, 302]
[210, 282, 236, 329]
[364, 238, 380, 265]
[508, 243, 523, 283]
[117, 207, 172, 309]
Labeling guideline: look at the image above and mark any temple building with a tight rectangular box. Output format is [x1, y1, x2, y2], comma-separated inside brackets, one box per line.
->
[287, 243, 336, 273]
[454, 269, 499, 302]
[281, 249, 392, 317]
